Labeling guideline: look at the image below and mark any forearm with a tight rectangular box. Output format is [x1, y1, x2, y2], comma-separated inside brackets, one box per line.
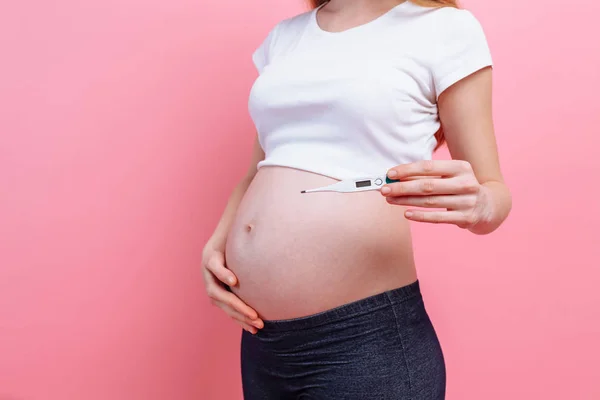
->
[204, 176, 253, 252]
[469, 180, 512, 235]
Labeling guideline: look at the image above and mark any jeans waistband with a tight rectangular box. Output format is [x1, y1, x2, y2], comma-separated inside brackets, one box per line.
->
[260, 279, 421, 332]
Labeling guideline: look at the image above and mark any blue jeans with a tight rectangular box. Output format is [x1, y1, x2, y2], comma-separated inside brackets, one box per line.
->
[240, 280, 446, 399]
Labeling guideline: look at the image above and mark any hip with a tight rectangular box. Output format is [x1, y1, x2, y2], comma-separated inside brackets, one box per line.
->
[240, 280, 446, 400]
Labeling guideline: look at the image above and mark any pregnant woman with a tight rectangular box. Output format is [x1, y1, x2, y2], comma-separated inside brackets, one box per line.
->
[202, 0, 512, 398]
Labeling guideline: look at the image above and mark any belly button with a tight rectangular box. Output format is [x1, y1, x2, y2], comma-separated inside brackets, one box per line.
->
[245, 223, 254, 233]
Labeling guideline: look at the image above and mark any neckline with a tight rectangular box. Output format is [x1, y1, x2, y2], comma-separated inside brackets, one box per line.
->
[311, 1, 411, 36]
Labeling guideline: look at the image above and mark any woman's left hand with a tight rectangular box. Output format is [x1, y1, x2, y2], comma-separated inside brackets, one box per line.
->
[381, 160, 494, 229]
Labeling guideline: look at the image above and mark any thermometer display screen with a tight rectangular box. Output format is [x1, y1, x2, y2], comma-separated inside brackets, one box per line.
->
[355, 180, 372, 188]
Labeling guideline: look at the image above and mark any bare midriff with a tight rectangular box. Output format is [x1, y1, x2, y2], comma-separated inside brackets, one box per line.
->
[225, 166, 418, 321]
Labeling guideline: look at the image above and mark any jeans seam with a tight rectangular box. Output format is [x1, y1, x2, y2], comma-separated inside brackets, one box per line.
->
[385, 291, 413, 398]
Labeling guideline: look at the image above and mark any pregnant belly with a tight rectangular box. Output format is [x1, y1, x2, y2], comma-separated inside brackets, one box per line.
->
[224, 166, 417, 320]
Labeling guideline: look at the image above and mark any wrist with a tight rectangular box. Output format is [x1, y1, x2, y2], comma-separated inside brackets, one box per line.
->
[468, 181, 511, 235]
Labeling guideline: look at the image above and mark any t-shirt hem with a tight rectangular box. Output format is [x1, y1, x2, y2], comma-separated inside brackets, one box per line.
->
[256, 160, 379, 181]
[435, 59, 493, 100]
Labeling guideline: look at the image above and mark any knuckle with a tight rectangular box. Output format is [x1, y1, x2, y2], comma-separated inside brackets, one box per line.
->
[462, 178, 479, 193]
[204, 257, 216, 272]
[207, 250, 223, 264]
[460, 160, 473, 172]
[206, 286, 218, 300]
[465, 213, 479, 226]
[421, 160, 435, 173]
[201, 249, 211, 264]
[424, 196, 437, 206]
[465, 195, 478, 208]
[422, 180, 435, 193]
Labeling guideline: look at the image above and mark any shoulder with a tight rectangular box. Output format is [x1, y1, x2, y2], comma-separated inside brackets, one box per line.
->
[258, 8, 313, 60]
[270, 8, 313, 39]
[395, 3, 486, 37]
[403, 5, 493, 98]
[398, 4, 491, 64]
[253, 9, 311, 52]
[421, 6, 486, 38]
[436, 7, 486, 38]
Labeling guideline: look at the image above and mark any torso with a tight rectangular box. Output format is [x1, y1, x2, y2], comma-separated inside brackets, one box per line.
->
[225, 166, 417, 320]
[224, 2, 490, 320]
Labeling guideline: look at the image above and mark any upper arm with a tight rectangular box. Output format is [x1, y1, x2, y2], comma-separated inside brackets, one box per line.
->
[438, 66, 504, 184]
[244, 133, 265, 181]
[431, 9, 502, 184]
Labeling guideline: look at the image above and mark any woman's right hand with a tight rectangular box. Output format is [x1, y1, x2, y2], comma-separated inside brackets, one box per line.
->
[201, 245, 264, 334]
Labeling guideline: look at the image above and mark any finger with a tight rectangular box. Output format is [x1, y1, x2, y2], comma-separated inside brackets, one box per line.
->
[222, 291, 261, 321]
[404, 209, 477, 228]
[205, 253, 238, 286]
[212, 299, 263, 330]
[241, 323, 258, 334]
[381, 176, 478, 197]
[387, 160, 472, 180]
[399, 175, 444, 182]
[386, 194, 477, 209]
[206, 278, 260, 321]
[222, 308, 258, 334]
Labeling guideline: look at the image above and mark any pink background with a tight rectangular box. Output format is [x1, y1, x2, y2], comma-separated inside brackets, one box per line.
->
[1, 0, 599, 399]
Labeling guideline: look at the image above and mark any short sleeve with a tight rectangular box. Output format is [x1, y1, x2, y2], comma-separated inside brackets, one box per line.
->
[432, 10, 493, 99]
[252, 22, 280, 74]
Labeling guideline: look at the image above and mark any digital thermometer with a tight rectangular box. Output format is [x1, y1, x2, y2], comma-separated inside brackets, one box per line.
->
[301, 176, 400, 194]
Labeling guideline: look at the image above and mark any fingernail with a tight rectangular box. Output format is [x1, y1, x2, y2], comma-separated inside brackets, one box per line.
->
[405, 211, 413, 217]
[228, 276, 235, 285]
[381, 186, 391, 195]
[388, 170, 397, 178]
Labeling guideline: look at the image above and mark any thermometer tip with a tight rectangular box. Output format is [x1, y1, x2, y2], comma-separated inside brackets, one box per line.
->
[300, 190, 306, 194]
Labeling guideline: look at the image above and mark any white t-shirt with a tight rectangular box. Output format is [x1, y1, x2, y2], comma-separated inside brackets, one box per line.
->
[248, 1, 493, 180]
